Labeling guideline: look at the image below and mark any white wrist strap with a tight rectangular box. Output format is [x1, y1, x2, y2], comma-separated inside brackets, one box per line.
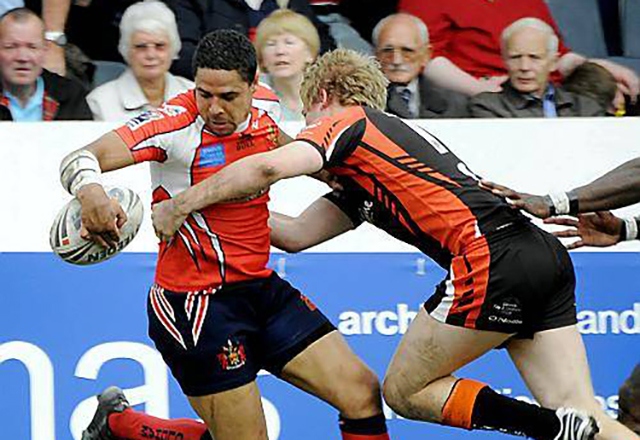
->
[60, 149, 102, 196]
[623, 217, 638, 241]
[548, 192, 570, 215]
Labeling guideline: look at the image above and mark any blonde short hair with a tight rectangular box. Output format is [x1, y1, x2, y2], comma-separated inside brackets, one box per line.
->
[301, 49, 389, 111]
[254, 9, 320, 68]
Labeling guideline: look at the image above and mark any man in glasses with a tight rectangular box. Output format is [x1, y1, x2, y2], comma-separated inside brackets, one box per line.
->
[372, 13, 468, 119]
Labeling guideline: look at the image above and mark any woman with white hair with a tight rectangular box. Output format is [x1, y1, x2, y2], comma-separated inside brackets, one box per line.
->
[86, 0, 193, 121]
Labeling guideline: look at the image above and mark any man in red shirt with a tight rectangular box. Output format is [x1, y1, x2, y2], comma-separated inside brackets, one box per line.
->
[398, 0, 639, 99]
[59, 30, 391, 440]
[151, 48, 638, 440]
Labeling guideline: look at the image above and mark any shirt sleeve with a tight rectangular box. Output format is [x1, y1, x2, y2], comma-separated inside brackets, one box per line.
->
[114, 93, 198, 163]
[295, 109, 366, 166]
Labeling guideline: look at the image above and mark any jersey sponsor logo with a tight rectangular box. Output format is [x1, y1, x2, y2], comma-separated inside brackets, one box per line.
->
[158, 104, 187, 117]
[199, 143, 226, 167]
[126, 110, 164, 130]
[237, 134, 255, 151]
[217, 339, 246, 370]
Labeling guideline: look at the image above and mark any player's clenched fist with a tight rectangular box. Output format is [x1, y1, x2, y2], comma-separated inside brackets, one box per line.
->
[76, 183, 128, 248]
[152, 199, 188, 242]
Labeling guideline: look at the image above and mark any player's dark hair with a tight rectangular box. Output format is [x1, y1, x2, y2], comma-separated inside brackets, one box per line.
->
[192, 29, 257, 84]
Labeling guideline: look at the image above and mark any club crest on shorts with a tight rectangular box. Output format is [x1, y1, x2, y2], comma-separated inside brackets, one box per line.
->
[217, 339, 246, 370]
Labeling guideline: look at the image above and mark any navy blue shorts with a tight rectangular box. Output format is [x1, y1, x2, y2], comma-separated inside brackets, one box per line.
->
[147, 272, 335, 396]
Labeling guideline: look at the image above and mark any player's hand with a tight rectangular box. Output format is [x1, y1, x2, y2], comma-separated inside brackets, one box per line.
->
[311, 170, 343, 191]
[44, 43, 66, 76]
[545, 212, 623, 250]
[479, 180, 551, 218]
[76, 184, 127, 248]
[152, 199, 188, 242]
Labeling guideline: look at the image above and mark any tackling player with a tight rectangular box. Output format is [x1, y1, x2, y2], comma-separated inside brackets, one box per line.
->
[59, 31, 391, 440]
[152, 48, 639, 440]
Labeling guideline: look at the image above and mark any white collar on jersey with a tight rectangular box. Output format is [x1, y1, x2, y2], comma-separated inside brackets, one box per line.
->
[234, 113, 251, 133]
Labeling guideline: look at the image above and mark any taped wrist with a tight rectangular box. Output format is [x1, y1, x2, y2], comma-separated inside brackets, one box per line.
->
[60, 150, 102, 195]
[621, 217, 639, 241]
[547, 191, 579, 216]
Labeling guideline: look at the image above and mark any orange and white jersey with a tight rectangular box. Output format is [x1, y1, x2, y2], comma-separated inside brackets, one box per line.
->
[115, 86, 281, 292]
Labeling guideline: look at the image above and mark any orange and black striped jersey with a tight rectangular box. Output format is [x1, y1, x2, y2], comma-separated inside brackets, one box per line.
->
[115, 86, 281, 292]
[297, 106, 526, 268]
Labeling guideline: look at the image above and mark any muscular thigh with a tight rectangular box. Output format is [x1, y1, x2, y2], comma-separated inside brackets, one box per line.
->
[189, 381, 268, 440]
[385, 308, 510, 395]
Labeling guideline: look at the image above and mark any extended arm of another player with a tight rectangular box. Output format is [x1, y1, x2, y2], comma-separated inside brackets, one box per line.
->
[270, 197, 355, 253]
[60, 132, 136, 246]
[152, 141, 324, 241]
[569, 158, 640, 212]
[482, 157, 640, 219]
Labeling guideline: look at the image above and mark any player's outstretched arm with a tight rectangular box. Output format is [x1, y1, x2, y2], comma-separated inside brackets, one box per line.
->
[152, 141, 324, 242]
[60, 132, 136, 247]
[270, 197, 355, 253]
[481, 158, 640, 219]
[545, 212, 624, 249]
[571, 158, 640, 212]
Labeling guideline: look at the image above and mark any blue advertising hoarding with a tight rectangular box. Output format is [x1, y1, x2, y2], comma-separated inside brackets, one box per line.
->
[2, 251, 638, 440]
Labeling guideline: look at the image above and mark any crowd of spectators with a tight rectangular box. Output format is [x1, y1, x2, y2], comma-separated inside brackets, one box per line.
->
[0, 0, 639, 122]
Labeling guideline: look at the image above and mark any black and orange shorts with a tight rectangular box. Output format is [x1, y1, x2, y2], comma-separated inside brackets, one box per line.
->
[424, 222, 577, 337]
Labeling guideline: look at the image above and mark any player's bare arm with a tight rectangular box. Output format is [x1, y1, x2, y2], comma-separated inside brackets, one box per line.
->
[269, 197, 355, 252]
[60, 132, 135, 247]
[481, 157, 640, 219]
[152, 140, 324, 241]
[545, 212, 624, 249]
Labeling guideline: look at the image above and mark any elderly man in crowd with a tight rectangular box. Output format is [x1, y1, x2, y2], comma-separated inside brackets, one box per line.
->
[0, 7, 91, 121]
[373, 13, 468, 119]
[469, 17, 604, 118]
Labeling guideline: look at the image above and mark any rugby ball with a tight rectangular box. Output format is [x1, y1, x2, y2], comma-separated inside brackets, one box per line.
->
[50, 187, 144, 265]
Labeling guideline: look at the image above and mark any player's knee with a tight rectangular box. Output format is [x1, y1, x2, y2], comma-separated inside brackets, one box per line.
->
[382, 374, 410, 417]
[339, 365, 383, 417]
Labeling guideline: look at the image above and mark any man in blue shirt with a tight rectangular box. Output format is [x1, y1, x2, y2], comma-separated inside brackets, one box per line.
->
[0, 7, 91, 121]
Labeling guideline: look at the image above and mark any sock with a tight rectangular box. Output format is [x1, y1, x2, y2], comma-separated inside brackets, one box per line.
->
[108, 408, 211, 440]
[442, 379, 561, 440]
[339, 413, 391, 440]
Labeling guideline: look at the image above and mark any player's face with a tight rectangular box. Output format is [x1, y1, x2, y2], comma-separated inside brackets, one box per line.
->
[0, 17, 46, 87]
[375, 18, 429, 85]
[504, 28, 558, 98]
[128, 31, 172, 83]
[195, 68, 256, 137]
[260, 32, 314, 80]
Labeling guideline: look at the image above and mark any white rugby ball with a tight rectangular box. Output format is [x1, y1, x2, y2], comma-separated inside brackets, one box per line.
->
[50, 187, 144, 265]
